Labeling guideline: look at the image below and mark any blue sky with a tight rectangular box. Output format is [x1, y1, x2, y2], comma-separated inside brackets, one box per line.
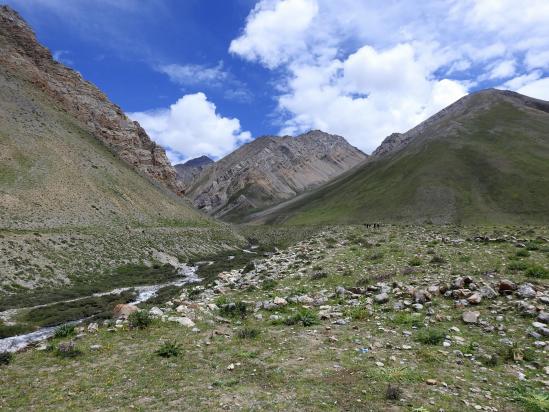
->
[4, 0, 549, 163]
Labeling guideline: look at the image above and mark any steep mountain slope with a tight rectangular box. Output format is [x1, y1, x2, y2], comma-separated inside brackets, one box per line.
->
[0, 6, 240, 292]
[251, 89, 549, 225]
[0, 6, 183, 196]
[186, 130, 367, 220]
[174, 156, 214, 188]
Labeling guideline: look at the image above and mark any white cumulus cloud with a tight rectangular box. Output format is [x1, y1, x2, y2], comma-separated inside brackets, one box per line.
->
[158, 63, 228, 87]
[230, 0, 549, 154]
[129, 93, 251, 163]
[229, 0, 319, 69]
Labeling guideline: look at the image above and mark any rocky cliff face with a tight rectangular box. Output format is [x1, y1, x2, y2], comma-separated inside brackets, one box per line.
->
[0, 6, 183, 195]
[174, 156, 214, 188]
[186, 130, 367, 219]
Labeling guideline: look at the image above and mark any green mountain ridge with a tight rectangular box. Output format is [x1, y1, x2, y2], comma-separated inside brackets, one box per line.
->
[248, 89, 549, 225]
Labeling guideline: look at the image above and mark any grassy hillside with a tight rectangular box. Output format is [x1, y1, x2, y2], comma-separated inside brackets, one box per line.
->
[0, 68, 241, 293]
[253, 92, 549, 225]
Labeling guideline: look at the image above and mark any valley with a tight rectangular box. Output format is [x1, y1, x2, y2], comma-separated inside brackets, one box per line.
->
[1, 225, 548, 411]
[0, 3, 548, 412]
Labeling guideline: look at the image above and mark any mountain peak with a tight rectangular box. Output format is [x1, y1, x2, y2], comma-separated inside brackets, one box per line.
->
[373, 89, 549, 158]
[184, 130, 367, 219]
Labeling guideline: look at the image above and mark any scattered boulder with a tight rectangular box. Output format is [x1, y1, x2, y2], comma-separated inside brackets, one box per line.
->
[413, 289, 432, 304]
[374, 292, 389, 304]
[467, 292, 482, 305]
[113, 304, 138, 319]
[479, 286, 497, 299]
[516, 283, 536, 299]
[273, 297, 288, 306]
[462, 311, 480, 324]
[149, 307, 164, 317]
[87, 323, 99, 333]
[167, 316, 195, 328]
[498, 279, 517, 294]
[537, 311, 549, 324]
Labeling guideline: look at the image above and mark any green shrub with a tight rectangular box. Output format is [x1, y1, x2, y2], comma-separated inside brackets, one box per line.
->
[284, 308, 318, 327]
[429, 255, 446, 265]
[508, 261, 528, 271]
[310, 271, 328, 280]
[525, 242, 540, 251]
[219, 301, 248, 319]
[414, 328, 446, 345]
[54, 324, 76, 338]
[261, 279, 278, 290]
[128, 311, 152, 329]
[54, 341, 82, 358]
[369, 252, 384, 261]
[0, 322, 34, 339]
[187, 288, 202, 300]
[392, 313, 423, 328]
[0, 352, 13, 366]
[513, 387, 549, 412]
[525, 265, 548, 279]
[385, 384, 401, 400]
[408, 257, 422, 266]
[344, 306, 369, 320]
[516, 249, 530, 257]
[236, 327, 260, 339]
[156, 341, 182, 358]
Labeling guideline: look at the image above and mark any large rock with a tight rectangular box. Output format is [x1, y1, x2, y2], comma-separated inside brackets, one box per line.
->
[167, 316, 195, 328]
[498, 279, 517, 294]
[516, 283, 536, 299]
[462, 311, 480, 324]
[374, 292, 389, 304]
[113, 304, 138, 319]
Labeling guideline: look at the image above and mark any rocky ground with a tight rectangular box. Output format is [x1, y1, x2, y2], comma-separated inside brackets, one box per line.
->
[1, 225, 548, 411]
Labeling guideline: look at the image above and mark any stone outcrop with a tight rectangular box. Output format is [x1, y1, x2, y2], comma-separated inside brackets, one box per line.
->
[0, 6, 183, 195]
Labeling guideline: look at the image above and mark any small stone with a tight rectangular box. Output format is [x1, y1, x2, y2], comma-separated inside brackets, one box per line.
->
[498, 279, 517, 294]
[374, 292, 389, 304]
[335, 286, 347, 296]
[537, 311, 549, 324]
[87, 322, 99, 333]
[463, 311, 480, 324]
[479, 286, 497, 299]
[517, 284, 536, 299]
[467, 292, 482, 305]
[90, 344, 102, 351]
[149, 307, 163, 317]
[426, 379, 437, 385]
[167, 316, 195, 327]
[273, 297, 287, 306]
[375, 361, 384, 367]
[227, 363, 235, 370]
[411, 303, 424, 311]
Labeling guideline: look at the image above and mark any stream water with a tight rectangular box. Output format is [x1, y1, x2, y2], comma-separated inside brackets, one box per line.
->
[0, 263, 199, 353]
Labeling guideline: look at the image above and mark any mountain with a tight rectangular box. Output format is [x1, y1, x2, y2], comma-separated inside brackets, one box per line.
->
[250, 89, 549, 225]
[184, 130, 367, 220]
[0, 6, 183, 196]
[0, 6, 239, 292]
[174, 155, 214, 187]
